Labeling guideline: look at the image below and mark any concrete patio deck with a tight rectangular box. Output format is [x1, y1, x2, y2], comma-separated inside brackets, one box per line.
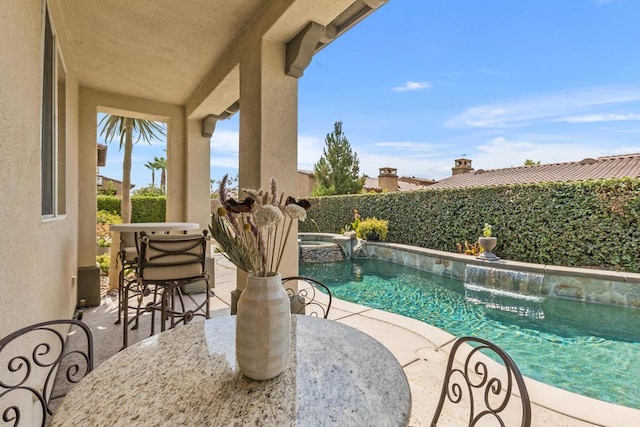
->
[77, 254, 639, 426]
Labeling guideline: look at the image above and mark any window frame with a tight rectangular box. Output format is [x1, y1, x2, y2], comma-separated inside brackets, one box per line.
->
[41, 3, 67, 219]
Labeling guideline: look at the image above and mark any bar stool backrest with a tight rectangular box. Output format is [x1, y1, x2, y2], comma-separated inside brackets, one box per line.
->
[137, 231, 208, 282]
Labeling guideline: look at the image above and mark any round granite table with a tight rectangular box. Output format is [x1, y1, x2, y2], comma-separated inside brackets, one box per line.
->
[50, 315, 412, 426]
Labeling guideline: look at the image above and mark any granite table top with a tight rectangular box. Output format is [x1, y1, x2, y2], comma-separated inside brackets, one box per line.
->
[50, 315, 411, 426]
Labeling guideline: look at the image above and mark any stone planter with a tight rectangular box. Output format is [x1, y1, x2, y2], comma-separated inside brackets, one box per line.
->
[477, 237, 500, 261]
[236, 272, 291, 380]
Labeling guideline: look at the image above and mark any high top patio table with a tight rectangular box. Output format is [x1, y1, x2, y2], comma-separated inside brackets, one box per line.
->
[108, 222, 201, 235]
[50, 315, 412, 426]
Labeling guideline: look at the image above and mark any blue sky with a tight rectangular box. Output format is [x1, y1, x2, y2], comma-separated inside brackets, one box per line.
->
[99, 0, 640, 189]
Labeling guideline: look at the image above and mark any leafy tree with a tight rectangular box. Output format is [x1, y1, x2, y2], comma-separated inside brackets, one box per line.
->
[132, 185, 165, 196]
[99, 115, 166, 223]
[524, 159, 541, 166]
[312, 121, 365, 196]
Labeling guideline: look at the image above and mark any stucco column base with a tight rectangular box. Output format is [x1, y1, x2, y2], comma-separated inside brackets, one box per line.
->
[77, 265, 101, 307]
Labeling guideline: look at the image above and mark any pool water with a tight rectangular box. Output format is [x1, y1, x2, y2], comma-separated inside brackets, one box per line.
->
[300, 258, 640, 409]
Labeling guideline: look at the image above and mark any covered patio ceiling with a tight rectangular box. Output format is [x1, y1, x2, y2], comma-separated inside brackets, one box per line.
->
[58, 0, 387, 119]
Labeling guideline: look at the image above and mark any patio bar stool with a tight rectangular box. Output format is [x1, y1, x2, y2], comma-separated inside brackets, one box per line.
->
[122, 230, 212, 348]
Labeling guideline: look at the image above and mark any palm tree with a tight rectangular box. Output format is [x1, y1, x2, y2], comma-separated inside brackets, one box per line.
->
[153, 156, 167, 192]
[145, 161, 156, 186]
[99, 115, 166, 222]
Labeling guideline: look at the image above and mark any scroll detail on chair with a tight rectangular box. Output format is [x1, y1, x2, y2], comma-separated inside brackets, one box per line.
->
[430, 336, 532, 427]
[0, 319, 94, 427]
[282, 276, 332, 319]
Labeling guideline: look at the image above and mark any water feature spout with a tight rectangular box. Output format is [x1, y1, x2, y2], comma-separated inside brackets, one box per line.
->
[464, 265, 545, 319]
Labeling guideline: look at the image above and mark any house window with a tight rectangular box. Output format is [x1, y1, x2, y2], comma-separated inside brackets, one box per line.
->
[41, 6, 66, 217]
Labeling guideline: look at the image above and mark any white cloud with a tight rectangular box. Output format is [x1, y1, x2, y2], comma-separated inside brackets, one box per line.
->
[210, 130, 239, 153]
[555, 113, 640, 123]
[357, 151, 446, 179]
[392, 81, 432, 92]
[210, 130, 239, 169]
[471, 136, 611, 170]
[445, 85, 640, 128]
[210, 156, 239, 169]
[298, 135, 324, 171]
[374, 141, 436, 152]
[209, 131, 325, 171]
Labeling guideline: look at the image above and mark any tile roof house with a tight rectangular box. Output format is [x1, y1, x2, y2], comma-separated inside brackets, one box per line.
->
[297, 167, 435, 196]
[364, 171, 436, 192]
[428, 154, 640, 190]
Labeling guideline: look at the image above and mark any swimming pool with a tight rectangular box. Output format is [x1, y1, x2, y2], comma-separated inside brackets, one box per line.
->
[300, 258, 640, 409]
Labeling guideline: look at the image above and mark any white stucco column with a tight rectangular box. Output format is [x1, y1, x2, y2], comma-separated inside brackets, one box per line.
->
[164, 112, 186, 223]
[232, 38, 299, 309]
[184, 118, 213, 231]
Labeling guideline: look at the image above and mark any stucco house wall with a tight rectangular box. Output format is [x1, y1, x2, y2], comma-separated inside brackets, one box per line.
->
[0, 0, 80, 336]
[297, 170, 315, 197]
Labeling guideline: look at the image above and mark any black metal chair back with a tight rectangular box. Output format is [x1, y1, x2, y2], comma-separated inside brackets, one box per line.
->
[431, 336, 531, 427]
[137, 231, 208, 282]
[282, 276, 333, 319]
[0, 319, 94, 427]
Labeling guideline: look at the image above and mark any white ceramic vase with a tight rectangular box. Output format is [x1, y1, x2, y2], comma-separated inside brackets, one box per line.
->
[236, 272, 291, 380]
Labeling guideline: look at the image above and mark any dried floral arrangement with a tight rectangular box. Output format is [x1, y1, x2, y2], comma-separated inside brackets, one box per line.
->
[209, 174, 310, 277]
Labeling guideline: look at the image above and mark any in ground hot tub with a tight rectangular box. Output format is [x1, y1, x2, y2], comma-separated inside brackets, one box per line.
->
[298, 233, 355, 263]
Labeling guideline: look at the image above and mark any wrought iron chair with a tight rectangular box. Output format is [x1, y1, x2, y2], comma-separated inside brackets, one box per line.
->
[0, 319, 94, 427]
[431, 336, 531, 427]
[282, 276, 333, 319]
[122, 230, 211, 348]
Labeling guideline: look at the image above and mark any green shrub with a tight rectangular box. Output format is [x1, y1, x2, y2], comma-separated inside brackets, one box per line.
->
[356, 217, 388, 241]
[97, 253, 110, 275]
[97, 195, 166, 222]
[299, 178, 640, 272]
[97, 195, 120, 215]
[133, 185, 165, 196]
[97, 236, 111, 247]
[132, 196, 166, 222]
[96, 210, 121, 247]
[97, 210, 122, 225]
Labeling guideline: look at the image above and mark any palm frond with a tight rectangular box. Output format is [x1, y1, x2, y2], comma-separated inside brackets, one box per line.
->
[99, 114, 166, 148]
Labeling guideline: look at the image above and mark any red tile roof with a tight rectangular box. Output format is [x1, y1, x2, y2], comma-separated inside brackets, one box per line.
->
[429, 154, 640, 190]
[364, 176, 435, 192]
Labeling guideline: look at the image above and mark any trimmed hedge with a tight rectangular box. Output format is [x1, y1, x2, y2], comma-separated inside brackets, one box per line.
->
[97, 195, 166, 223]
[299, 178, 640, 272]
